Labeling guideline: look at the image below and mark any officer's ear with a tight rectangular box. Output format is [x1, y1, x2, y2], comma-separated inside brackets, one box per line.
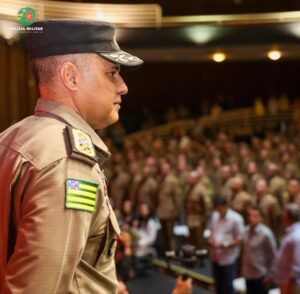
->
[60, 61, 79, 91]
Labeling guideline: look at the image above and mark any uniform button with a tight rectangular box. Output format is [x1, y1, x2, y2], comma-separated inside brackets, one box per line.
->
[107, 239, 117, 257]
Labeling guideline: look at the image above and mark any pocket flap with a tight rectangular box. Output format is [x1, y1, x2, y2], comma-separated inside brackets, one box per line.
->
[109, 211, 121, 236]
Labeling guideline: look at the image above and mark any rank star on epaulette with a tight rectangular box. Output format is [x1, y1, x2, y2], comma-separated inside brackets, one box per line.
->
[66, 127, 98, 162]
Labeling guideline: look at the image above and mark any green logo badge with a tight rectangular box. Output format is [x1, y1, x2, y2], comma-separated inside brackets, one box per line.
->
[18, 7, 36, 26]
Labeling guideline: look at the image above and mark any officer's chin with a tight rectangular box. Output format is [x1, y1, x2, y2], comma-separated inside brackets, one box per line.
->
[105, 113, 119, 128]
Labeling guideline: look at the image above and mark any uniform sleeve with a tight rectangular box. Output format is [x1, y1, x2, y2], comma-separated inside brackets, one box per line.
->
[2, 157, 99, 294]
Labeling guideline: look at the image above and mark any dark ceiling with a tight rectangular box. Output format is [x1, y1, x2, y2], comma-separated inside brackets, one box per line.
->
[71, 0, 300, 16]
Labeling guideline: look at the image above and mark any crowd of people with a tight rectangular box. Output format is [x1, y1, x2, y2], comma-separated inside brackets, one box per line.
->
[105, 121, 300, 294]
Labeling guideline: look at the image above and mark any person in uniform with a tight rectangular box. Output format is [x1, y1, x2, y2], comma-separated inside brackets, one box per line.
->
[185, 170, 208, 249]
[229, 176, 253, 221]
[267, 162, 287, 209]
[135, 165, 158, 212]
[0, 20, 143, 293]
[156, 161, 181, 252]
[255, 178, 283, 240]
[286, 179, 300, 207]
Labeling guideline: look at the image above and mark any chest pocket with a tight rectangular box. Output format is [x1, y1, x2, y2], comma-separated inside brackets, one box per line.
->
[93, 210, 120, 269]
[73, 213, 120, 294]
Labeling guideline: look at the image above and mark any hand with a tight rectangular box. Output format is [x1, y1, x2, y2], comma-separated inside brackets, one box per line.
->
[219, 241, 231, 249]
[118, 280, 129, 294]
[263, 275, 273, 288]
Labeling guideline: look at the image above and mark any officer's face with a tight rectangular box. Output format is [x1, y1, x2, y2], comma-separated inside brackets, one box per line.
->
[79, 55, 128, 129]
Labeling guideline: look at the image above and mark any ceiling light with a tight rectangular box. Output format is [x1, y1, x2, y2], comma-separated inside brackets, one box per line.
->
[268, 50, 281, 61]
[184, 26, 218, 44]
[212, 52, 226, 62]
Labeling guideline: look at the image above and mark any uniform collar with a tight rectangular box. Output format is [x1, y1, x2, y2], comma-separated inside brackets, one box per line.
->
[34, 98, 111, 159]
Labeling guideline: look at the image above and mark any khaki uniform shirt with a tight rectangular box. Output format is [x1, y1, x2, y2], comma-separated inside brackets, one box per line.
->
[0, 99, 120, 294]
[257, 193, 282, 239]
[136, 176, 158, 211]
[109, 171, 130, 208]
[269, 175, 287, 208]
[230, 190, 253, 219]
[185, 183, 207, 228]
[156, 174, 181, 220]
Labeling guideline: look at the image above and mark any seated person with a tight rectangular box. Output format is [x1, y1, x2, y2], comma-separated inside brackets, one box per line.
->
[132, 202, 160, 259]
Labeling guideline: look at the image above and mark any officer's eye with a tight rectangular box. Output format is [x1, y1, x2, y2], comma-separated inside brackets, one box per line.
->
[107, 65, 120, 80]
[107, 71, 117, 80]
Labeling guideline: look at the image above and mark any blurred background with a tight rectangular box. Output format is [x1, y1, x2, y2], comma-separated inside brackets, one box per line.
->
[1, 1, 300, 293]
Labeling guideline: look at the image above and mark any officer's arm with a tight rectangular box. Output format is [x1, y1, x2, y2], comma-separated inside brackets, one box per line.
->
[2, 158, 97, 294]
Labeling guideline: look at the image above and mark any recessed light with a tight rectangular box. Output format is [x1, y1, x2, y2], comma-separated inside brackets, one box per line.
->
[212, 52, 226, 62]
[268, 50, 281, 61]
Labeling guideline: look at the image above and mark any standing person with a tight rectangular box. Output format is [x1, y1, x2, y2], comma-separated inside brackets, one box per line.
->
[255, 178, 283, 240]
[0, 20, 143, 293]
[135, 165, 158, 212]
[185, 170, 208, 249]
[156, 161, 181, 252]
[242, 205, 276, 294]
[273, 203, 300, 294]
[229, 176, 253, 221]
[286, 179, 300, 206]
[208, 196, 244, 294]
[267, 162, 287, 209]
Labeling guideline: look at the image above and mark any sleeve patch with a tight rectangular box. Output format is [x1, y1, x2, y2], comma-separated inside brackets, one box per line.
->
[65, 178, 98, 213]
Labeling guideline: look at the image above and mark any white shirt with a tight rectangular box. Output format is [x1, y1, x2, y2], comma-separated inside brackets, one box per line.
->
[210, 209, 244, 265]
[242, 223, 277, 279]
[273, 222, 300, 285]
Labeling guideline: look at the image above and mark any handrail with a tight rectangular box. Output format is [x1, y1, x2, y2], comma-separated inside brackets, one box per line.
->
[162, 11, 300, 27]
[127, 108, 300, 140]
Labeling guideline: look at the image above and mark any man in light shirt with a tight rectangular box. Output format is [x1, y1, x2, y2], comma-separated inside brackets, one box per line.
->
[273, 203, 300, 294]
[242, 205, 277, 294]
[208, 196, 244, 294]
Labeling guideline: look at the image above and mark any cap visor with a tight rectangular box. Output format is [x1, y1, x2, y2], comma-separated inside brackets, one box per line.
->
[97, 50, 143, 68]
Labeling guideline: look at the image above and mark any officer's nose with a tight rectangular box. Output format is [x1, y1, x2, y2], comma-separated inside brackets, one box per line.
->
[116, 74, 128, 96]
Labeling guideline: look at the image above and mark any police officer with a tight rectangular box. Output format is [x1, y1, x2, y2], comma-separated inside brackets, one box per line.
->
[0, 20, 143, 293]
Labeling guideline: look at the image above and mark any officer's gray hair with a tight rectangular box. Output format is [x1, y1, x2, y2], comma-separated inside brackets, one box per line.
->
[29, 53, 94, 86]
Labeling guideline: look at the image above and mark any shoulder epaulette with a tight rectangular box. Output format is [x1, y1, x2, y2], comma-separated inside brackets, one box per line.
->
[65, 126, 98, 165]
